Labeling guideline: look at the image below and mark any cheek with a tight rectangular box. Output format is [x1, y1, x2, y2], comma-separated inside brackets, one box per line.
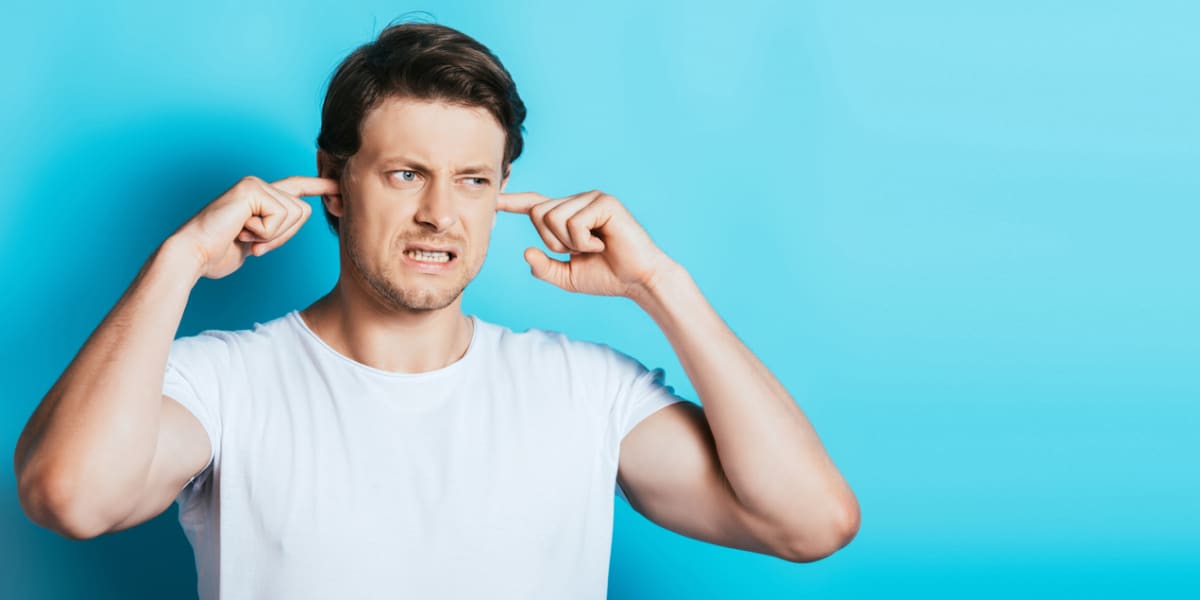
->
[468, 210, 496, 250]
[347, 216, 401, 264]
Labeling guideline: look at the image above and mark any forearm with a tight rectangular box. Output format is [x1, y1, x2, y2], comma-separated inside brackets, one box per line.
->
[15, 235, 203, 533]
[630, 262, 858, 537]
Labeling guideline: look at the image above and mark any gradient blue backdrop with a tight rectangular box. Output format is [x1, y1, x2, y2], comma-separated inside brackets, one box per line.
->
[3, 1, 1197, 598]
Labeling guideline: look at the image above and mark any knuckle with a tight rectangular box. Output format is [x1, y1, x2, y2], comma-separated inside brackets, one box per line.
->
[234, 177, 264, 198]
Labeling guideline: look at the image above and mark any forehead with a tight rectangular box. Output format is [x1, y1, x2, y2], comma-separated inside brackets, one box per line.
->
[356, 97, 506, 170]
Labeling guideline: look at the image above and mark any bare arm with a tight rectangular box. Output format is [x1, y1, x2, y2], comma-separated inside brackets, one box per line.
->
[13, 239, 206, 539]
[13, 175, 335, 539]
[497, 189, 859, 562]
[622, 264, 860, 561]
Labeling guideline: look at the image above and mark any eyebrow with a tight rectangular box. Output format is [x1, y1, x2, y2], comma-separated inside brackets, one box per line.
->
[379, 157, 497, 177]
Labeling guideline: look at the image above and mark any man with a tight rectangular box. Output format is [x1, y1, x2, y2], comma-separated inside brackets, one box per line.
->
[14, 22, 858, 599]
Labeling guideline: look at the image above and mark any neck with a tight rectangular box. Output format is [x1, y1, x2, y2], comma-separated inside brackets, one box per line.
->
[299, 284, 474, 375]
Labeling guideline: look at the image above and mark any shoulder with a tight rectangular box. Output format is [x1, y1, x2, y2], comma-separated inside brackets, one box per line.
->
[477, 317, 618, 361]
[169, 311, 297, 360]
[473, 316, 647, 377]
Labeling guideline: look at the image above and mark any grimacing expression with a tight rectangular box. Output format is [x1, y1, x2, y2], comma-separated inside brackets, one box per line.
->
[331, 97, 508, 311]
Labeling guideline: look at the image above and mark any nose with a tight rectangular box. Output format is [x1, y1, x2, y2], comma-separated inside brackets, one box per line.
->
[413, 178, 458, 232]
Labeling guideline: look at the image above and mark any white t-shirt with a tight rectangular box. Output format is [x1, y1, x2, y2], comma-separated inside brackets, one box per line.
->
[163, 310, 687, 600]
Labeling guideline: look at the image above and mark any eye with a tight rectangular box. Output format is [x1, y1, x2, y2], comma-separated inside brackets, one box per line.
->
[392, 170, 419, 182]
[464, 177, 489, 187]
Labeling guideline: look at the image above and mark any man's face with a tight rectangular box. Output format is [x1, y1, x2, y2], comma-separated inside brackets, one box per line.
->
[331, 97, 508, 312]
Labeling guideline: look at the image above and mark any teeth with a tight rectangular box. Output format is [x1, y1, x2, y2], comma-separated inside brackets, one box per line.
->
[405, 249, 452, 263]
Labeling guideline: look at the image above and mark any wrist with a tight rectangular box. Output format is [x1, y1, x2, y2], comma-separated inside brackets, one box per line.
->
[628, 258, 691, 310]
[158, 233, 207, 286]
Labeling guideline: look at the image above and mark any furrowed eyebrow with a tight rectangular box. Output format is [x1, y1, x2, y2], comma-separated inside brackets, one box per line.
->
[457, 165, 496, 177]
[380, 157, 496, 177]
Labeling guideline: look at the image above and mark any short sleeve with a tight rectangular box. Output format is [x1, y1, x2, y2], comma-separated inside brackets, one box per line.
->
[162, 330, 230, 501]
[606, 349, 689, 502]
[612, 360, 689, 440]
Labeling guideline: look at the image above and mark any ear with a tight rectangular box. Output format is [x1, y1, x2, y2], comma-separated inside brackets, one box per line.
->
[317, 149, 345, 218]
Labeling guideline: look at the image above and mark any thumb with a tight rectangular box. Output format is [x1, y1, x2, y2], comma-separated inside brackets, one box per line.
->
[524, 247, 572, 289]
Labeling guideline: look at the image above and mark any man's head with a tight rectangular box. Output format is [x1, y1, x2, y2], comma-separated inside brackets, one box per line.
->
[316, 22, 526, 312]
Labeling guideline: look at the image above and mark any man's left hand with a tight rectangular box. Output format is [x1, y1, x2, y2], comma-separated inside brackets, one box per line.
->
[497, 190, 676, 299]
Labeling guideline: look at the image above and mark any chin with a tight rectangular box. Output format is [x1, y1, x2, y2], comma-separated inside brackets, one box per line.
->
[399, 288, 464, 311]
[379, 274, 473, 312]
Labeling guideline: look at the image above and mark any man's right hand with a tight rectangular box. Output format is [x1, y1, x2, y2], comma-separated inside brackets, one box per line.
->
[171, 176, 340, 280]
[13, 174, 339, 541]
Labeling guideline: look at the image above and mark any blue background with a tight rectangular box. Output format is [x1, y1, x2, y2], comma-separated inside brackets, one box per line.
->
[3, 1, 1197, 598]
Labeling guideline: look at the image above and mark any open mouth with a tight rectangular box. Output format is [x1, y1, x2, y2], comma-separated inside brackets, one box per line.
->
[403, 248, 455, 263]
[401, 242, 461, 269]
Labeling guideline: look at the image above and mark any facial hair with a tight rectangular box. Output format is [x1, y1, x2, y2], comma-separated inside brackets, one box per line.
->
[343, 222, 481, 312]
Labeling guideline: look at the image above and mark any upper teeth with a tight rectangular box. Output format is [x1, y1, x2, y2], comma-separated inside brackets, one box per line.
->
[407, 249, 451, 263]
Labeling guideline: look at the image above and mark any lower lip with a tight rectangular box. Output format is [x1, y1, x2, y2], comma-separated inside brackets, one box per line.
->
[401, 251, 458, 274]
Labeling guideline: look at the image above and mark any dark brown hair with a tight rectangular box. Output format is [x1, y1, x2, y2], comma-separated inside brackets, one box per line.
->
[316, 22, 527, 235]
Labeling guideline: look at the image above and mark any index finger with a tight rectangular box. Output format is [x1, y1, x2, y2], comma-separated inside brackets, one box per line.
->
[270, 176, 341, 198]
[497, 191, 552, 214]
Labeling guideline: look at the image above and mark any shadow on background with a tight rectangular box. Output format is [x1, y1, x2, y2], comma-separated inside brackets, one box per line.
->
[2, 499, 195, 598]
[3, 110, 332, 598]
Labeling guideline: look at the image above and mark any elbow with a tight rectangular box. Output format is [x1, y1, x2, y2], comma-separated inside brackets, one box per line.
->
[779, 497, 861, 563]
[17, 468, 110, 541]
